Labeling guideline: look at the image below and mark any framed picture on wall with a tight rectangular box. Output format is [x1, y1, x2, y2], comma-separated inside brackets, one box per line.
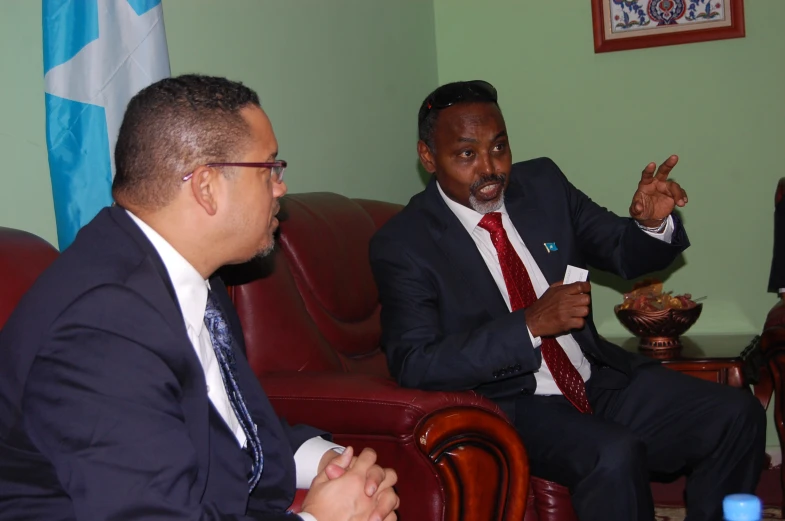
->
[591, 0, 745, 53]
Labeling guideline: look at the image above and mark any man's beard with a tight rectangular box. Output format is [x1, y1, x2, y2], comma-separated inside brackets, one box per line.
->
[468, 173, 507, 214]
[255, 243, 275, 259]
[251, 208, 280, 261]
[252, 239, 276, 261]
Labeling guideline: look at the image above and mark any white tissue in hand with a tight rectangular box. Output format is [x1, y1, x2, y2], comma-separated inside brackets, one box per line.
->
[564, 265, 588, 284]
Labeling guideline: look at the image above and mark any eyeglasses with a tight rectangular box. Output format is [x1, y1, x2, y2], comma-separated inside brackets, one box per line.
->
[423, 80, 498, 115]
[182, 161, 287, 183]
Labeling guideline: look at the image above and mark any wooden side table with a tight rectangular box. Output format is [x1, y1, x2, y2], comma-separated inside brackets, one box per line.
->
[607, 334, 759, 389]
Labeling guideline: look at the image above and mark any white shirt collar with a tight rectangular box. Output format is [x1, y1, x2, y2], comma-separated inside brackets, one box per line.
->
[436, 180, 509, 234]
[125, 210, 209, 334]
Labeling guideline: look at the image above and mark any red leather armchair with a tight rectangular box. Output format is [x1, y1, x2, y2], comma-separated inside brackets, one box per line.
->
[224, 193, 577, 521]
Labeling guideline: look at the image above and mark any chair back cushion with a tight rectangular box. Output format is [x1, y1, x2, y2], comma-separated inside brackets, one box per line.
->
[229, 193, 402, 378]
[0, 227, 59, 330]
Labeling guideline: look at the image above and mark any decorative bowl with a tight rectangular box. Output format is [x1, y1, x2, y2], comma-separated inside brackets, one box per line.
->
[614, 303, 703, 352]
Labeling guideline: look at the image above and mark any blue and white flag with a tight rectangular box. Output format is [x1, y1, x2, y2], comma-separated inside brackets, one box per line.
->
[43, 0, 170, 250]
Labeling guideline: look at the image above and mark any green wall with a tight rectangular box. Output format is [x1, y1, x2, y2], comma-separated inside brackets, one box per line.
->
[0, 0, 437, 248]
[0, 2, 54, 245]
[434, 0, 785, 338]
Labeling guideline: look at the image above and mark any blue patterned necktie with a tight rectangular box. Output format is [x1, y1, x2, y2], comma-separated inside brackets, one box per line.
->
[204, 290, 264, 492]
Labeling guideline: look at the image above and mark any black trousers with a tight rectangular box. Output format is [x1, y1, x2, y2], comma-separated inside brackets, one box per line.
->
[513, 364, 766, 521]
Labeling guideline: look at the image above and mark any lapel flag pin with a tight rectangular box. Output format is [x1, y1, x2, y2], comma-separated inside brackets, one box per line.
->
[544, 242, 558, 253]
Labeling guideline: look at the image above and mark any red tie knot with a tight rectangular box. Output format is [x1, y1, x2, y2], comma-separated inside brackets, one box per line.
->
[478, 212, 504, 233]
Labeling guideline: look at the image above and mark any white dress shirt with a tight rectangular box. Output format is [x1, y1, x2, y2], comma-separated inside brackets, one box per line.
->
[436, 183, 673, 395]
[126, 211, 340, 501]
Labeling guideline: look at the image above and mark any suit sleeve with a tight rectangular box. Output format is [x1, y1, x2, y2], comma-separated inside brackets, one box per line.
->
[768, 198, 785, 293]
[23, 285, 291, 521]
[547, 158, 689, 279]
[370, 234, 539, 391]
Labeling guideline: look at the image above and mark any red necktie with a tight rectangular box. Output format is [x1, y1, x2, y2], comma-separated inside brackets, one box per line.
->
[478, 212, 592, 414]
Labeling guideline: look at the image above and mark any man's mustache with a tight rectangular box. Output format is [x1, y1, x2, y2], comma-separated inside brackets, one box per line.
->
[469, 173, 507, 193]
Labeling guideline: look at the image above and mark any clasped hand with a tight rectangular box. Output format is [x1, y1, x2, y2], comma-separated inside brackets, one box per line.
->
[301, 446, 399, 521]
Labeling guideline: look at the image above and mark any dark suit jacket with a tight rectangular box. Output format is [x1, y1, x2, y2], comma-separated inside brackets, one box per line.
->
[0, 206, 322, 520]
[370, 158, 689, 420]
[769, 195, 785, 293]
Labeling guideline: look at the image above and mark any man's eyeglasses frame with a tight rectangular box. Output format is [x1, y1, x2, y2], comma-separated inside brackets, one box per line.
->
[181, 161, 287, 183]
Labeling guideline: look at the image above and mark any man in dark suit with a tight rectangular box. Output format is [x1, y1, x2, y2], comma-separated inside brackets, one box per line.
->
[370, 80, 765, 521]
[0, 75, 398, 521]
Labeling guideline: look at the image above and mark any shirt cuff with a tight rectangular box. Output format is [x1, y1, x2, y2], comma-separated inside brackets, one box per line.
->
[639, 215, 674, 243]
[527, 325, 542, 348]
[298, 513, 318, 521]
[293, 436, 345, 489]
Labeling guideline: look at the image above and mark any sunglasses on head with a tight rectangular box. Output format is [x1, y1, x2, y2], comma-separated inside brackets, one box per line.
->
[424, 80, 498, 114]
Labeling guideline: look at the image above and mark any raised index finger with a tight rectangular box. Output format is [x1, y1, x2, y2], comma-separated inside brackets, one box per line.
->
[640, 161, 656, 181]
[654, 155, 679, 182]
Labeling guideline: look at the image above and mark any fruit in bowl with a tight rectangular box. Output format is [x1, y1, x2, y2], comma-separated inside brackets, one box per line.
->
[614, 279, 702, 351]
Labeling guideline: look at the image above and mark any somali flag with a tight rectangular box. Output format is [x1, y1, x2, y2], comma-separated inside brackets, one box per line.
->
[43, 0, 170, 250]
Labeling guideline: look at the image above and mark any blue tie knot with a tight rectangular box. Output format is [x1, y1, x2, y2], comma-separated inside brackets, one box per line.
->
[204, 291, 238, 375]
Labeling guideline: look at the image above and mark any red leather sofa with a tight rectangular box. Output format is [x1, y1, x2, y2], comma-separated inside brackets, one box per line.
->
[0, 193, 579, 521]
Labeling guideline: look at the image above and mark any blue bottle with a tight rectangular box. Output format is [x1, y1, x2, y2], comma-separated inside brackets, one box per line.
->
[723, 494, 762, 521]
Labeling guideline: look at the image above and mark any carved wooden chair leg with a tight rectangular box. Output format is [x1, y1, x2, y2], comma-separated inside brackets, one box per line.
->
[416, 407, 530, 521]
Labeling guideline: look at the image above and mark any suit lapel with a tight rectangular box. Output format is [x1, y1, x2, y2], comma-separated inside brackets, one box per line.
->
[423, 180, 509, 318]
[504, 183, 565, 286]
[108, 206, 211, 490]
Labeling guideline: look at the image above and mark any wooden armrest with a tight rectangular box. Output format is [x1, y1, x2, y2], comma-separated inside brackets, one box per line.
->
[417, 407, 530, 520]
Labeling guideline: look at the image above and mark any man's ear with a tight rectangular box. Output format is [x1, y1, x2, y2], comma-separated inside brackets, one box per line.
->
[189, 166, 219, 216]
[417, 140, 437, 174]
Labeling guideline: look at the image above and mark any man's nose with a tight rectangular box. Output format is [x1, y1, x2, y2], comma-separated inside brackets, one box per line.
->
[274, 181, 288, 198]
[478, 152, 495, 174]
